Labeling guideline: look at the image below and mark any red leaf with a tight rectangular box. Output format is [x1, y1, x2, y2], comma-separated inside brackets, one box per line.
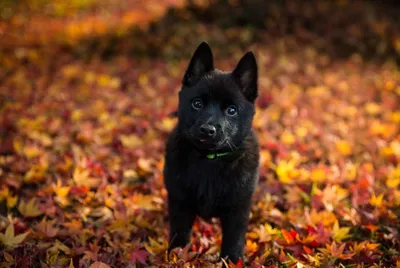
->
[130, 248, 150, 265]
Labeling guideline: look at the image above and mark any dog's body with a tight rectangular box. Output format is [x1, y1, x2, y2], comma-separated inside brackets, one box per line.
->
[163, 42, 260, 262]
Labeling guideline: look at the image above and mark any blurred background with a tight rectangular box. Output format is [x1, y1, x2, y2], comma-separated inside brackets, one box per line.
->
[0, 0, 400, 267]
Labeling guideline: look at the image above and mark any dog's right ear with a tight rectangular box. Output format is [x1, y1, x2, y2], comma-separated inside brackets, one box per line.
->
[182, 41, 214, 86]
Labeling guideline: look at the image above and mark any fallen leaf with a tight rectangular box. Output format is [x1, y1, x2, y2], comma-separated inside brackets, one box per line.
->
[0, 224, 30, 249]
[18, 198, 43, 217]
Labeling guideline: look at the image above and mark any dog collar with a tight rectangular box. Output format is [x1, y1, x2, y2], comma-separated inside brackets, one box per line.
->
[206, 152, 230, 159]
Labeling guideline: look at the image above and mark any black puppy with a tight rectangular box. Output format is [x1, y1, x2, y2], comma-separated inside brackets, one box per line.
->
[163, 41, 259, 263]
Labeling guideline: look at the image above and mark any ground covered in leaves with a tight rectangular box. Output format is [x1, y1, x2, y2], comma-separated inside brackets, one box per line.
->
[1, 0, 400, 267]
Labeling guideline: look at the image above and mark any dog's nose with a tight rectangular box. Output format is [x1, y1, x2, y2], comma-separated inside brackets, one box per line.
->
[200, 124, 216, 137]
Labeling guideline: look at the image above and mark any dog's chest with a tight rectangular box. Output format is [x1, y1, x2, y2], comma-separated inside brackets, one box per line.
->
[182, 160, 236, 218]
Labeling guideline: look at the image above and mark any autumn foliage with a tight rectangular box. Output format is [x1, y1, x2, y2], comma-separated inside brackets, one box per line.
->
[0, 0, 400, 267]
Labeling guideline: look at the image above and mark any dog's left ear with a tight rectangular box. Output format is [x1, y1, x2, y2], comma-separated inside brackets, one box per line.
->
[232, 52, 258, 102]
[183, 41, 214, 86]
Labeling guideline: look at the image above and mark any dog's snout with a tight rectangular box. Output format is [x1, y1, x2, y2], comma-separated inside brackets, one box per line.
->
[200, 124, 216, 137]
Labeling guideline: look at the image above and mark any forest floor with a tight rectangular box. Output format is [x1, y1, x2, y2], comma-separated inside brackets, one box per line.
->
[0, 0, 400, 267]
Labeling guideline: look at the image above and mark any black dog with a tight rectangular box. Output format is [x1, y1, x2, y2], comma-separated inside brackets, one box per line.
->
[163, 41, 260, 263]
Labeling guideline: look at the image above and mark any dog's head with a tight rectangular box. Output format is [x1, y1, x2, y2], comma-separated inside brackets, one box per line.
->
[177, 42, 258, 152]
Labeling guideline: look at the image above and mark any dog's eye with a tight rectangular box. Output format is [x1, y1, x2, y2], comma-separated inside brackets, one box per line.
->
[225, 105, 237, 116]
[192, 99, 203, 109]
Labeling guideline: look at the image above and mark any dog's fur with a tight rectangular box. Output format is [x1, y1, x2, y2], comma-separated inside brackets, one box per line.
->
[163, 42, 260, 263]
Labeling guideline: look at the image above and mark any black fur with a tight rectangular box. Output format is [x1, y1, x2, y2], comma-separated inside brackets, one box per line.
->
[163, 41, 260, 263]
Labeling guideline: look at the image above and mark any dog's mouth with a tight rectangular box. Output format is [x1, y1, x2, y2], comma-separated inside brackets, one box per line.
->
[197, 138, 216, 145]
[192, 136, 220, 149]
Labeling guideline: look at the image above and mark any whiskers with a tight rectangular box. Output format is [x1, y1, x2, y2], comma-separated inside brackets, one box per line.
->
[219, 137, 237, 152]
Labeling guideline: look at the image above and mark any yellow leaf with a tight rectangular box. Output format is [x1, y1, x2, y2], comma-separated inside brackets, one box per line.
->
[386, 164, 400, 189]
[380, 146, 393, 157]
[391, 111, 400, 123]
[310, 168, 326, 183]
[336, 140, 352, 156]
[69, 258, 74, 268]
[344, 163, 357, 181]
[384, 80, 395, 91]
[0, 223, 30, 249]
[281, 130, 295, 145]
[23, 145, 41, 158]
[369, 193, 384, 207]
[260, 150, 271, 168]
[364, 102, 381, 115]
[275, 158, 300, 184]
[18, 198, 43, 217]
[245, 239, 259, 253]
[144, 237, 167, 255]
[159, 117, 177, 132]
[105, 197, 115, 208]
[390, 141, 400, 156]
[123, 169, 138, 181]
[137, 158, 153, 176]
[119, 134, 142, 149]
[295, 126, 308, 138]
[332, 220, 351, 242]
[24, 164, 47, 183]
[13, 138, 24, 154]
[0, 187, 9, 201]
[53, 179, 70, 207]
[71, 110, 83, 121]
[7, 195, 17, 209]
[73, 167, 101, 188]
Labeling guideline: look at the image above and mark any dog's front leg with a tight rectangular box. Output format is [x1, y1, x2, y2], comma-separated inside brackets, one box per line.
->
[167, 197, 196, 251]
[219, 206, 251, 263]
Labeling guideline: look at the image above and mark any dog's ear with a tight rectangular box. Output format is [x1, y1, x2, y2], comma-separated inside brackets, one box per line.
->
[182, 41, 214, 86]
[232, 52, 258, 102]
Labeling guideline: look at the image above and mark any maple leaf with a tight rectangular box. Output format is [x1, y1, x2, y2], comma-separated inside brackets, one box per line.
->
[89, 206, 114, 224]
[318, 242, 355, 260]
[18, 198, 43, 217]
[369, 193, 384, 207]
[83, 242, 101, 262]
[245, 239, 259, 254]
[24, 163, 47, 183]
[137, 157, 153, 176]
[274, 157, 301, 184]
[35, 218, 58, 238]
[336, 140, 352, 156]
[310, 166, 328, 183]
[119, 134, 142, 149]
[386, 164, 400, 189]
[158, 117, 177, 132]
[0, 223, 30, 249]
[130, 247, 150, 264]
[7, 195, 17, 209]
[0, 187, 18, 209]
[53, 179, 70, 207]
[303, 253, 323, 267]
[73, 167, 101, 188]
[47, 239, 71, 255]
[349, 241, 380, 255]
[332, 220, 351, 242]
[144, 237, 168, 255]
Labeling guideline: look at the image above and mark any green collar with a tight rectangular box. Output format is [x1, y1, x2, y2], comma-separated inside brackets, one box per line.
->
[206, 152, 230, 159]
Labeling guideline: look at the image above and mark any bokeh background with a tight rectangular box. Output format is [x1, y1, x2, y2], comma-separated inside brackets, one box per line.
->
[0, 0, 400, 267]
